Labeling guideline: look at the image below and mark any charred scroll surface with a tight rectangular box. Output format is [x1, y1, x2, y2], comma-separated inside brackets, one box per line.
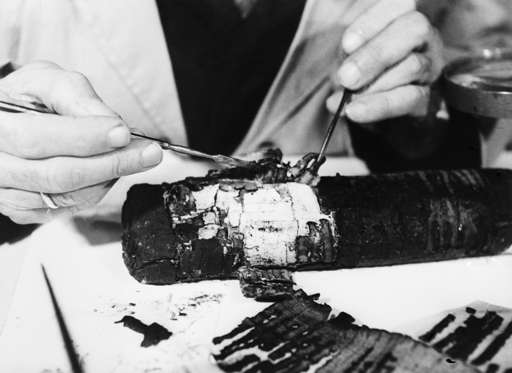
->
[420, 307, 512, 372]
[122, 153, 512, 295]
[212, 291, 479, 373]
[237, 267, 295, 301]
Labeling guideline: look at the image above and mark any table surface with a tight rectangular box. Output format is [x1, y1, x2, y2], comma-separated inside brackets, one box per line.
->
[1, 153, 511, 372]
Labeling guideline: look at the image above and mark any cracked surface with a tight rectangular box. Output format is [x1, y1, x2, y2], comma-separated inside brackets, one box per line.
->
[166, 182, 337, 268]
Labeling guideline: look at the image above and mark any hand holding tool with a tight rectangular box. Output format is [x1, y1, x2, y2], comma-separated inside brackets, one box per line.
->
[0, 96, 250, 169]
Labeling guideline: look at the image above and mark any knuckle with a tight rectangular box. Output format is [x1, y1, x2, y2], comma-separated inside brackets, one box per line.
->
[379, 94, 393, 117]
[382, 95, 393, 115]
[68, 168, 85, 191]
[364, 46, 383, 71]
[110, 154, 126, 178]
[410, 86, 429, 103]
[44, 164, 83, 192]
[65, 71, 89, 87]
[409, 54, 430, 78]
[354, 46, 381, 75]
[42, 164, 62, 192]
[410, 86, 430, 115]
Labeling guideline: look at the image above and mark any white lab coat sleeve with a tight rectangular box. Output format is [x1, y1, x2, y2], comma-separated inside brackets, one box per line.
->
[0, 0, 25, 64]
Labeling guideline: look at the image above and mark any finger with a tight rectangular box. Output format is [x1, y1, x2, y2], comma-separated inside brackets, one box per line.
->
[0, 183, 111, 210]
[338, 11, 434, 90]
[0, 112, 131, 158]
[0, 139, 163, 193]
[48, 182, 114, 208]
[0, 188, 47, 211]
[0, 205, 74, 225]
[0, 61, 117, 117]
[362, 53, 434, 94]
[342, 0, 380, 26]
[342, 0, 416, 53]
[326, 90, 351, 115]
[345, 85, 430, 123]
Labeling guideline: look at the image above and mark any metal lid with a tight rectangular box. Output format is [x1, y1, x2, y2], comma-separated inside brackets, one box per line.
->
[442, 49, 512, 118]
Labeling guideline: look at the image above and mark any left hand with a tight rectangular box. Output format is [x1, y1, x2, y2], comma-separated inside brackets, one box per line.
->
[327, 0, 444, 123]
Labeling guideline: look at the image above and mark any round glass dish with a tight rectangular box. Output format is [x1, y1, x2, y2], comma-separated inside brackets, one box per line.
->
[442, 48, 512, 118]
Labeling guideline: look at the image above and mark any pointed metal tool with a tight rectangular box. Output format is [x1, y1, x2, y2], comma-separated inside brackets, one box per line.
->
[315, 88, 353, 164]
[129, 132, 251, 168]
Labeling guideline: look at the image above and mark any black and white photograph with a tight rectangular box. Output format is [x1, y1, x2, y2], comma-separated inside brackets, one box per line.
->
[0, 0, 511, 372]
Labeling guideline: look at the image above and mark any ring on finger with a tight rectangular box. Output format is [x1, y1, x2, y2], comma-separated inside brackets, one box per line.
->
[40, 192, 59, 209]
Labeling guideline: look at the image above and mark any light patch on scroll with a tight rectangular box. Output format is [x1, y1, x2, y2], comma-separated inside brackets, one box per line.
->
[239, 183, 335, 266]
[187, 182, 336, 265]
[192, 185, 219, 211]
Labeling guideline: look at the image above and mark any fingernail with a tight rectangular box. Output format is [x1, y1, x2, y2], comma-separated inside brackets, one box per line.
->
[326, 95, 337, 111]
[141, 143, 163, 168]
[343, 32, 363, 53]
[108, 125, 131, 148]
[338, 62, 360, 88]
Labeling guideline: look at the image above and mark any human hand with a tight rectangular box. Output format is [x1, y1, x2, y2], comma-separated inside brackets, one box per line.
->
[0, 62, 163, 224]
[327, 0, 444, 123]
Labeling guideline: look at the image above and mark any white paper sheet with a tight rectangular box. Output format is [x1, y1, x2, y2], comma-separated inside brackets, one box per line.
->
[0, 217, 511, 372]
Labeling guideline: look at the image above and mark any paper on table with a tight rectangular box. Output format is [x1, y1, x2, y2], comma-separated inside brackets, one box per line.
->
[294, 249, 512, 333]
[0, 243, 28, 334]
[0, 216, 511, 372]
[0, 218, 267, 373]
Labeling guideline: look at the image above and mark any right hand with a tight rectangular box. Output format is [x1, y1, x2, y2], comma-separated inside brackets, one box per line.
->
[0, 62, 163, 224]
[328, 0, 444, 124]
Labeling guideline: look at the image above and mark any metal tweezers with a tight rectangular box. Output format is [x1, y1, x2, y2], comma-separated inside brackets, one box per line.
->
[0, 96, 250, 168]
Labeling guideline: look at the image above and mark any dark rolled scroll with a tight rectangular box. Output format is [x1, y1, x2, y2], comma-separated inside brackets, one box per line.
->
[122, 156, 512, 286]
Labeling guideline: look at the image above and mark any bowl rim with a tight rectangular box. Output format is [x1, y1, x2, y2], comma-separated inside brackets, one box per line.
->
[441, 48, 512, 118]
